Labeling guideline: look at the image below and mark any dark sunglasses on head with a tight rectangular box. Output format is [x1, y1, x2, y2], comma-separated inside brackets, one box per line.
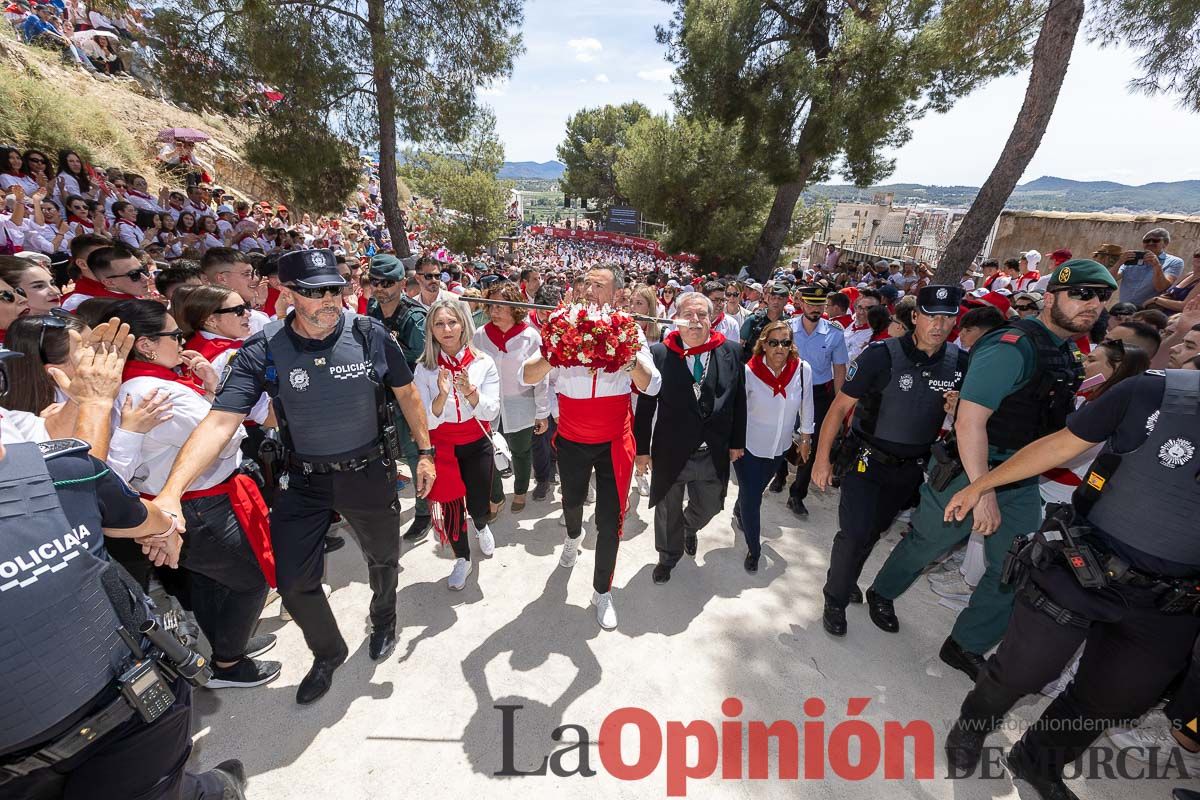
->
[1056, 286, 1113, 302]
[31, 315, 68, 362]
[1100, 337, 1127, 358]
[211, 303, 249, 317]
[368, 278, 396, 288]
[1110, 310, 1133, 318]
[144, 330, 187, 344]
[290, 285, 342, 299]
[765, 339, 792, 348]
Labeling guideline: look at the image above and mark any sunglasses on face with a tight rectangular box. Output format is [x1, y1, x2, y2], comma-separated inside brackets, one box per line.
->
[1143, 238, 1162, 244]
[1013, 304, 1038, 312]
[211, 303, 249, 317]
[368, 278, 396, 288]
[0, 289, 23, 304]
[290, 285, 341, 299]
[417, 272, 439, 280]
[765, 339, 792, 348]
[1111, 311, 1133, 318]
[144, 330, 187, 344]
[1056, 286, 1113, 302]
[116, 269, 150, 282]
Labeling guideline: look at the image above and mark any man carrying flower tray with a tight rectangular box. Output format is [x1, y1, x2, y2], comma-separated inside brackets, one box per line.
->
[522, 264, 661, 630]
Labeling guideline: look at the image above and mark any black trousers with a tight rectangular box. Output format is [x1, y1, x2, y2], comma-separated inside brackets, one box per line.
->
[3, 682, 226, 800]
[179, 493, 268, 664]
[532, 416, 557, 484]
[271, 458, 400, 659]
[447, 436, 494, 560]
[778, 381, 834, 501]
[558, 436, 621, 594]
[1165, 635, 1200, 748]
[956, 563, 1200, 780]
[822, 455, 925, 609]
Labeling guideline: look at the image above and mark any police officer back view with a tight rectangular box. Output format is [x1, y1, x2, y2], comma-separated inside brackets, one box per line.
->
[151, 249, 436, 706]
[811, 285, 967, 637]
[0, 354, 247, 799]
[943, 368, 1200, 800]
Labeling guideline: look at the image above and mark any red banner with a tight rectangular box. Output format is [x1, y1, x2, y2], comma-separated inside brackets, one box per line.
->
[527, 226, 699, 263]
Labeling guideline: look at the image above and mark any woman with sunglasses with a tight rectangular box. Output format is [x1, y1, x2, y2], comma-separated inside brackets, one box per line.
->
[21, 150, 53, 187]
[0, 256, 61, 313]
[105, 298, 280, 689]
[659, 283, 679, 319]
[62, 194, 98, 236]
[473, 282, 549, 518]
[415, 299, 500, 590]
[0, 275, 30, 345]
[734, 320, 814, 573]
[24, 191, 73, 257]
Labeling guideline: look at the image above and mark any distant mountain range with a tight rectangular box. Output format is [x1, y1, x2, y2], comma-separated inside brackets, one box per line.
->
[805, 176, 1200, 215]
[499, 160, 565, 180]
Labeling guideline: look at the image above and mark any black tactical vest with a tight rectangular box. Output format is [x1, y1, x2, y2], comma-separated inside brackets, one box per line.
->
[263, 316, 386, 460]
[978, 318, 1083, 451]
[853, 337, 963, 446]
[0, 444, 128, 754]
[1085, 370, 1200, 568]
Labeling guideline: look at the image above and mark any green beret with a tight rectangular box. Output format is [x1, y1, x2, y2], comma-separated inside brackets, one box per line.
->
[1046, 258, 1117, 290]
[369, 254, 404, 281]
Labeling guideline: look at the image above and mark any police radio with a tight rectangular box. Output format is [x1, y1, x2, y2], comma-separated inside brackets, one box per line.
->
[117, 659, 176, 724]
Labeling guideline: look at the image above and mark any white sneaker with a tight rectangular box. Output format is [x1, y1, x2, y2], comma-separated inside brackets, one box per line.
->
[636, 473, 651, 495]
[929, 572, 975, 600]
[279, 583, 331, 621]
[476, 524, 496, 556]
[1109, 721, 1200, 772]
[591, 590, 617, 630]
[448, 558, 473, 591]
[559, 536, 580, 568]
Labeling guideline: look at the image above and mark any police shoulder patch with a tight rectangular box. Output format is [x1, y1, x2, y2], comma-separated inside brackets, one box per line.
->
[846, 360, 859, 380]
[999, 332, 1023, 344]
[37, 438, 91, 460]
[1147, 369, 1166, 376]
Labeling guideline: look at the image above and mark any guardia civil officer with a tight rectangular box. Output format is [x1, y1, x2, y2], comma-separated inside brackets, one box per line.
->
[366, 253, 433, 543]
[942, 367, 1200, 800]
[150, 249, 437, 706]
[864, 260, 1114, 680]
[811, 285, 967, 637]
[0, 351, 247, 799]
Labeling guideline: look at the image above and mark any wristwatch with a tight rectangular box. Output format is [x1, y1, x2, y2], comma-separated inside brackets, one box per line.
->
[417, 447, 436, 458]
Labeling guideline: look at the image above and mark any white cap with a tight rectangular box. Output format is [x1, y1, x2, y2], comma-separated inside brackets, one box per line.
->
[216, 204, 235, 215]
[666, 279, 681, 288]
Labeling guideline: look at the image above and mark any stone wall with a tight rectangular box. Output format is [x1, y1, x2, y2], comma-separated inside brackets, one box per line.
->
[989, 210, 1200, 262]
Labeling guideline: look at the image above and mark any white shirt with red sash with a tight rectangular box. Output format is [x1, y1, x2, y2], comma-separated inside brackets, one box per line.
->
[60, 278, 135, 312]
[744, 355, 815, 458]
[186, 331, 271, 424]
[472, 322, 549, 433]
[843, 321, 873, 361]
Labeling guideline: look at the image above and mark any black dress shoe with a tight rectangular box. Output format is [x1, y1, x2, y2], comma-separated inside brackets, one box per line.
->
[323, 534, 346, 553]
[866, 588, 899, 632]
[768, 475, 786, 493]
[532, 481, 551, 501]
[684, 532, 698, 557]
[744, 553, 759, 573]
[822, 603, 847, 636]
[652, 563, 672, 584]
[940, 636, 987, 682]
[207, 759, 248, 799]
[945, 719, 988, 774]
[296, 647, 348, 705]
[368, 626, 396, 661]
[786, 497, 809, 517]
[848, 586, 863, 604]
[1005, 742, 1080, 800]
[403, 515, 431, 544]
[1173, 789, 1200, 800]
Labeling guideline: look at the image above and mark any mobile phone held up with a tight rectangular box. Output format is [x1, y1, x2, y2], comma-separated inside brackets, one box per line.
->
[1124, 250, 1146, 266]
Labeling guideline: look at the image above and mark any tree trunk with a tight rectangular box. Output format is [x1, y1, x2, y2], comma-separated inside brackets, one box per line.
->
[367, 0, 410, 258]
[748, 177, 809, 282]
[933, 0, 1085, 283]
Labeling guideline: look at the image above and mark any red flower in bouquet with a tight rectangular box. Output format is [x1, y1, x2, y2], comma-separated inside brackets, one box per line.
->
[542, 304, 641, 372]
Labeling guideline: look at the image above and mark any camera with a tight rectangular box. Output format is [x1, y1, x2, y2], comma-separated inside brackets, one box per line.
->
[1124, 250, 1146, 266]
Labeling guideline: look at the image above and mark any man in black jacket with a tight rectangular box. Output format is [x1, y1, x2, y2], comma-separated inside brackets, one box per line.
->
[634, 292, 747, 584]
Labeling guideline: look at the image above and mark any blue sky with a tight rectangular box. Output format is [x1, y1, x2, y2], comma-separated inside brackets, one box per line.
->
[488, 0, 1200, 185]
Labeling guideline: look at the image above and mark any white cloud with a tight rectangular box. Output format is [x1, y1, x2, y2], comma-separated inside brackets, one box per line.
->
[567, 37, 602, 62]
[636, 67, 673, 82]
[594, 73, 610, 83]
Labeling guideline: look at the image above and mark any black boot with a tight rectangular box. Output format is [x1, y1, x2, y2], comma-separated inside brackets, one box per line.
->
[296, 646, 349, 705]
[865, 588, 899, 632]
[403, 514, 431, 544]
[946, 670, 1025, 776]
[939, 636, 988, 682]
[1005, 741, 1080, 800]
[822, 603, 847, 636]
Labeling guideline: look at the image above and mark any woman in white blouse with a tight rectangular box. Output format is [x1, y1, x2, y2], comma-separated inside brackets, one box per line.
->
[106, 299, 280, 689]
[734, 320, 814, 571]
[472, 281, 549, 517]
[415, 299, 501, 591]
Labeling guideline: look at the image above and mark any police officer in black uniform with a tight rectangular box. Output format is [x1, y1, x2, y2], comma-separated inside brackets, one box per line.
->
[365, 253, 433, 544]
[943, 367, 1200, 800]
[0, 354, 247, 800]
[810, 285, 968, 637]
[151, 249, 436, 706]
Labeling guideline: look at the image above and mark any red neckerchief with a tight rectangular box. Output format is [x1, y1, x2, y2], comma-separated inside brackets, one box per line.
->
[850, 322, 871, 333]
[67, 215, 94, 230]
[484, 321, 529, 352]
[122, 359, 206, 396]
[437, 348, 475, 420]
[748, 354, 799, 397]
[870, 331, 890, 342]
[126, 188, 153, 200]
[265, 286, 281, 317]
[712, 311, 725, 328]
[0, 328, 6, 346]
[186, 332, 242, 362]
[833, 313, 853, 328]
[662, 329, 725, 358]
[64, 277, 134, 301]
[983, 273, 997, 289]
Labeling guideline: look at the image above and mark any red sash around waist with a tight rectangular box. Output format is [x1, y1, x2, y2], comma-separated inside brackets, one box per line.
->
[428, 419, 490, 503]
[556, 394, 636, 535]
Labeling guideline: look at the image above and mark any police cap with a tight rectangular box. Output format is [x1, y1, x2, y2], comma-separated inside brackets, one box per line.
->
[1046, 258, 1118, 290]
[916, 284, 964, 316]
[369, 254, 404, 282]
[797, 285, 830, 305]
[277, 248, 346, 289]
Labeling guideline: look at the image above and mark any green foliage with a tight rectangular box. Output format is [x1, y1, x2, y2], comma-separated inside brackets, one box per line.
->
[1089, 0, 1200, 111]
[556, 102, 652, 212]
[615, 114, 773, 269]
[242, 107, 361, 215]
